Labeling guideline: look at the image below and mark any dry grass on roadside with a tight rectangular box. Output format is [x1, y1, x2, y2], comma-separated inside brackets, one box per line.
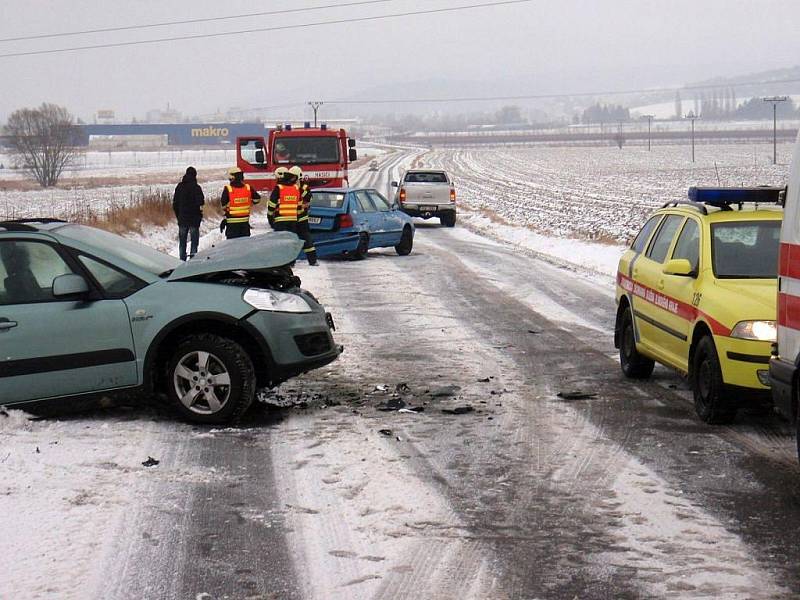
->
[77, 189, 222, 235]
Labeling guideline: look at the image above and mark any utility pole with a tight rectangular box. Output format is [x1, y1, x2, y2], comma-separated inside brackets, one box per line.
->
[763, 96, 788, 165]
[685, 111, 699, 163]
[308, 101, 324, 127]
[642, 114, 654, 151]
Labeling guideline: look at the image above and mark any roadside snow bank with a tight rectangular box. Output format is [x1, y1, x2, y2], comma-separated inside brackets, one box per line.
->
[0, 409, 163, 599]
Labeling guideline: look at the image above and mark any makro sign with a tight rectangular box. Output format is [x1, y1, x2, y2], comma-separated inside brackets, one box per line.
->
[191, 126, 230, 138]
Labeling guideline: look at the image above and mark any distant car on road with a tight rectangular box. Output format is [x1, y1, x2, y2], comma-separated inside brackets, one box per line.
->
[392, 169, 457, 227]
[615, 187, 783, 424]
[306, 187, 414, 259]
[368, 160, 379, 171]
[0, 220, 340, 423]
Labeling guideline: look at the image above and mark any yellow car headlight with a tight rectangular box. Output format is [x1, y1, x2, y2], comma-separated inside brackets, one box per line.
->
[730, 320, 776, 342]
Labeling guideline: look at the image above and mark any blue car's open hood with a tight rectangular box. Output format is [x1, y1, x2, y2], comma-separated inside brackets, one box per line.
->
[167, 232, 304, 281]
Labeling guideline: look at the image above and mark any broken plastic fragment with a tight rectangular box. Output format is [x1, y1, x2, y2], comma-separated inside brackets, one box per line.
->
[142, 456, 160, 467]
[442, 406, 474, 415]
[377, 398, 406, 412]
[556, 391, 597, 401]
[378, 429, 393, 436]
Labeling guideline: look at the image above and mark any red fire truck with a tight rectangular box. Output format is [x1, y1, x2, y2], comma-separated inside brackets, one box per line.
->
[236, 123, 356, 192]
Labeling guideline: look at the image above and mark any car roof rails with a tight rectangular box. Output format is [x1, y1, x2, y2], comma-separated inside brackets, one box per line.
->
[661, 200, 708, 215]
[0, 218, 67, 232]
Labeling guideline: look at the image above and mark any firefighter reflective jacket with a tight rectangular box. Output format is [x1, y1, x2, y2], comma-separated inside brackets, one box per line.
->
[271, 184, 301, 223]
[226, 184, 254, 224]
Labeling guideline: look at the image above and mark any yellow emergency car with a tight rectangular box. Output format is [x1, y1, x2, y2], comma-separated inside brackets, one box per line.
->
[615, 186, 784, 424]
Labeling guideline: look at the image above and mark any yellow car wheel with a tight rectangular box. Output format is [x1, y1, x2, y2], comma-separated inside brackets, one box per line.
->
[691, 335, 737, 424]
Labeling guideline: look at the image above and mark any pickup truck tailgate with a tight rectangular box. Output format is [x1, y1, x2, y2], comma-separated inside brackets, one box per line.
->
[402, 182, 452, 204]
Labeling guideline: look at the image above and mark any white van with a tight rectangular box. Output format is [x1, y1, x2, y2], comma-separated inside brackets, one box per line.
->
[770, 132, 800, 459]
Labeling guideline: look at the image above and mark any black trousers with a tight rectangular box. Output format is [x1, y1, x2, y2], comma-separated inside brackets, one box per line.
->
[274, 220, 317, 264]
[225, 221, 251, 239]
[178, 224, 199, 260]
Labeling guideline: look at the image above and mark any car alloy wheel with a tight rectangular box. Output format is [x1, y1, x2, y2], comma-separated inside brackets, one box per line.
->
[172, 350, 232, 415]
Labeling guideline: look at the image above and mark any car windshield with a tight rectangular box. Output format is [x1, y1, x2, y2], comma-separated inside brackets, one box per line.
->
[711, 220, 781, 279]
[311, 192, 347, 208]
[404, 172, 448, 183]
[57, 224, 180, 275]
[272, 136, 340, 165]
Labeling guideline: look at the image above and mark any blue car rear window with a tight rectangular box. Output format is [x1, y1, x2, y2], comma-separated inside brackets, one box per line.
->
[311, 192, 346, 208]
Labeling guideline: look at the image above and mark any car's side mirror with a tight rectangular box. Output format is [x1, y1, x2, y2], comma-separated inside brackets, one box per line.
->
[255, 150, 265, 164]
[52, 273, 90, 298]
[348, 139, 356, 148]
[391, 181, 398, 187]
[663, 258, 695, 277]
[348, 148, 357, 162]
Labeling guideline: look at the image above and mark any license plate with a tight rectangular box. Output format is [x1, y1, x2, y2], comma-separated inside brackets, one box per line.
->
[420, 205, 437, 212]
[309, 217, 322, 224]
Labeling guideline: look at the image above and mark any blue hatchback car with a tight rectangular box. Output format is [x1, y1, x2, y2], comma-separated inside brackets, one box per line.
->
[305, 187, 414, 259]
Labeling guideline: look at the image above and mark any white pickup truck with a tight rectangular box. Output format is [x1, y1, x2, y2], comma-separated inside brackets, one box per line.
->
[391, 169, 457, 227]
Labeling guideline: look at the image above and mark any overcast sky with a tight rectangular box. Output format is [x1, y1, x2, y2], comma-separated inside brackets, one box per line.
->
[1, 0, 799, 122]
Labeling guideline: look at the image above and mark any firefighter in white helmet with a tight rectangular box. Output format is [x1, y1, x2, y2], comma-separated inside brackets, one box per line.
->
[220, 167, 260, 239]
[291, 166, 318, 266]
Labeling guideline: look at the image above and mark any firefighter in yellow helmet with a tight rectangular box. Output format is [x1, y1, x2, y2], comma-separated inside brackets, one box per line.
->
[291, 166, 318, 265]
[220, 167, 260, 239]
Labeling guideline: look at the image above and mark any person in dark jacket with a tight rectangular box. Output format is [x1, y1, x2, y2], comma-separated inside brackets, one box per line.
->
[172, 166, 204, 260]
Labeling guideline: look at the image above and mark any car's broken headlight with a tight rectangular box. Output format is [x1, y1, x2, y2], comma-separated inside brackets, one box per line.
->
[243, 288, 312, 313]
[730, 320, 776, 342]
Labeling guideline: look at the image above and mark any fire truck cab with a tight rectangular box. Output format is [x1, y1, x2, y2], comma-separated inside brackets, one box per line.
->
[236, 124, 356, 193]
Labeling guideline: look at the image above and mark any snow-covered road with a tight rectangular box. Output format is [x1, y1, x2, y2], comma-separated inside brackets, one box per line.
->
[2, 146, 800, 599]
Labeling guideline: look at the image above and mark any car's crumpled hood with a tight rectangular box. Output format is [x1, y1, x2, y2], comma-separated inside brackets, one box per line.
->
[167, 232, 303, 281]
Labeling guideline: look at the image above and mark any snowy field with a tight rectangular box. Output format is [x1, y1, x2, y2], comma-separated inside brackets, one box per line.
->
[0, 148, 236, 181]
[425, 142, 791, 243]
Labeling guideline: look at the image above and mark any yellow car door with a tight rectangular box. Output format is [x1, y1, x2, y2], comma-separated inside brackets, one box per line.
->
[631, 214, 685, 364]
[658, 217, 702, 371]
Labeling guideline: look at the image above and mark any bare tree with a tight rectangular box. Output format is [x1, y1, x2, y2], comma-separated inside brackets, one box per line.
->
[4, 103, 80, 187]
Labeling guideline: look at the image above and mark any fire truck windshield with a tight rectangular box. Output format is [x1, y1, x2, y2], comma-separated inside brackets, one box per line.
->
[272, 136, 340, 165]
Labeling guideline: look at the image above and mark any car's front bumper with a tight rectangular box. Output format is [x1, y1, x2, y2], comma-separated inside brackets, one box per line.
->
[716, 335, 772, 390]
[244, 303, 341, 385]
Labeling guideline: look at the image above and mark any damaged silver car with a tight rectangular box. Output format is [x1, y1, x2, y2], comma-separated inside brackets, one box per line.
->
[0, 219, 341, 423]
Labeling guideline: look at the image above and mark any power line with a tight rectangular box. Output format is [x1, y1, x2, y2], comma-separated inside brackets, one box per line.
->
[0, 0, 399, 43]
[0, 0, 535, 59]
[224, 76, 800, 117]
[320, 76, 800, 105]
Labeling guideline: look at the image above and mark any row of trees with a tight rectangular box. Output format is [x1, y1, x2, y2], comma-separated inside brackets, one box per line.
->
[580, 103, 631, 124]
[3, 103, 80, 187]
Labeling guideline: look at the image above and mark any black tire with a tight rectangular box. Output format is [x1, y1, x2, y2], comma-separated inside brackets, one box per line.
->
[619, 307, 655, 379]
[691, 335, 736, 424]
[165, 333, 255, 424]
[395, 226, 413, 256]
[440, 212, 456, 228]
[352, 232, 369, 260]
